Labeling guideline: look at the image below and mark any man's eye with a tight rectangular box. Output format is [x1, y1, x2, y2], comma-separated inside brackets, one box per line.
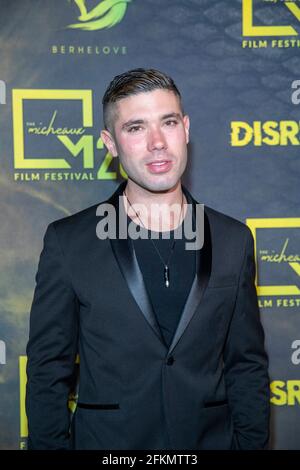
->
[165, 120, 178, 126]
[128, 126, 142, 133]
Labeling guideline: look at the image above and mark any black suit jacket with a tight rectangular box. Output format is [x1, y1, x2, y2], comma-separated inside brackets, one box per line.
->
[26, 182, 270, 450]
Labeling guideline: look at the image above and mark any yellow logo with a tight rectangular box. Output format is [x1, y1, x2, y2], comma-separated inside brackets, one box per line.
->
[12, 88, 127, 181]
[246, 218, 300, 296]
[271, 380, 300, 406]
[67, 0, 131, 31]
[13, 89, 93, 170]
[243, 0, 300, 37]
[19, 356, 27, 443]
[231, 120, 300, 147]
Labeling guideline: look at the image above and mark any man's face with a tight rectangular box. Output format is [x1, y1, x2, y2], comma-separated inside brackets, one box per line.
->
[101, 89, 190, 193]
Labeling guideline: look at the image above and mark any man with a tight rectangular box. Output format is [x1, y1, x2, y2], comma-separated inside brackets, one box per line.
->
[26, 68, 270, 450]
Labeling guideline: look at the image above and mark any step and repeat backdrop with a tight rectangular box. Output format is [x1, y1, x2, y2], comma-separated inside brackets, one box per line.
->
[0, 0, 299, 450]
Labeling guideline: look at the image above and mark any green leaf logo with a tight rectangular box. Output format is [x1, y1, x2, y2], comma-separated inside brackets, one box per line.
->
[67, 0, 131, 31]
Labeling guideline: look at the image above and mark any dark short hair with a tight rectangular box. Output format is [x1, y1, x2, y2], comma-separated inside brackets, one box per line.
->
[102, 68, 183, 131]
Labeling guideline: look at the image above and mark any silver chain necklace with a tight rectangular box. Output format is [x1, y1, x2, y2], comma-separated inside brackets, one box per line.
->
[123, 190, 184, 288]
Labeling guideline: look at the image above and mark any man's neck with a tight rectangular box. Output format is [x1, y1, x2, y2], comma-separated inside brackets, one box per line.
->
[123, 181, 187, 232]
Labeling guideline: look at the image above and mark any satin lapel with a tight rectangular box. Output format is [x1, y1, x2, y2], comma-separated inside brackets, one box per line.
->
[167, 198, 212, 355]
[108, 183, 166, 346]
[110, 236, 165, 344]
[106, 183, 211, 353]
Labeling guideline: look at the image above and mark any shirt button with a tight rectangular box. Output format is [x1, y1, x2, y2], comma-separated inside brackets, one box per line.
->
[166, 356, 175, 366]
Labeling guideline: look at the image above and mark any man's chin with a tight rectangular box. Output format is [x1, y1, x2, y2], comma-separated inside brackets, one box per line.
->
[142, 180, 180, 194]
[125, 173, 182, 194]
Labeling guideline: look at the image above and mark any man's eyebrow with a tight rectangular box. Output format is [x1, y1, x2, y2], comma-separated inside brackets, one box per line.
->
[161, 112, 182, 120]
[121, 113, 182, 130]
[122, 119, 145, 130]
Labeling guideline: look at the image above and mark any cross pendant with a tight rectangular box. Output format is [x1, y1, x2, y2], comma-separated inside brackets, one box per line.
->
[164, 266, 170, 288]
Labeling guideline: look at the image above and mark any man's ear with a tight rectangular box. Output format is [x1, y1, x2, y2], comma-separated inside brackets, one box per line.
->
[100, 129, 118, 157]
[183, 115, 190, 144]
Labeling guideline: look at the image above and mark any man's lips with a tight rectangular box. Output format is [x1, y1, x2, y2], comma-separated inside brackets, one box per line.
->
[146, 160, 173, 174]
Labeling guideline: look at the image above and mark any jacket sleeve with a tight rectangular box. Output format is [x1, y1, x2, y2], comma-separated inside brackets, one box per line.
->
[223, 227, 270, 450]
[26, 222, 79, 450]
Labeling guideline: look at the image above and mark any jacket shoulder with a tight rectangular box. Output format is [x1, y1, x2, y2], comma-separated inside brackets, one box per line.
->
[204, 205, 252, 244]
[52, 202, 101, 230]
[47, 199, 110, 245]
[203, 206, 254, 275]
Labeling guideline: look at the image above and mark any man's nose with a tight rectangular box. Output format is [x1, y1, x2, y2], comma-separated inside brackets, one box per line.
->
[147, 127, 167, 151]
